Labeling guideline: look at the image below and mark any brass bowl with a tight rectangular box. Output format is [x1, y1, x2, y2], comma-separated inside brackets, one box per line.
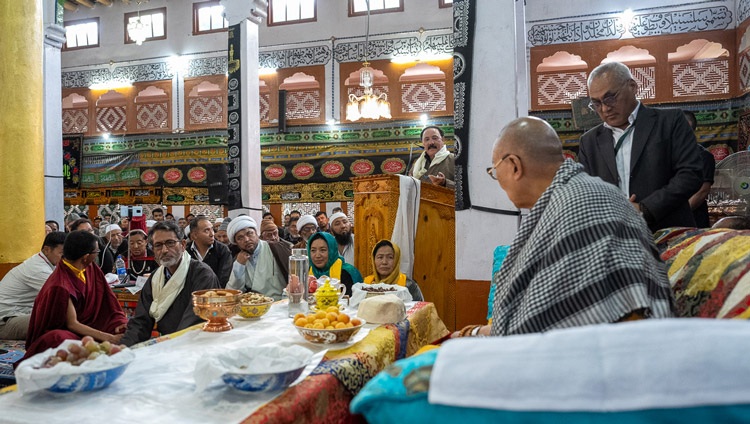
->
[192, 289, 242, 332]
[238, 300, 274, 319]
[293, 319, 366, 344]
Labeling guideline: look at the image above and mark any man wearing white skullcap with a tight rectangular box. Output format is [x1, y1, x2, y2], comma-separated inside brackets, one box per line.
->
[293, 214, 318, 249]
[103, 224, 124, 258]
[226, 216, 291, 300]
[329, 212, 355, 265]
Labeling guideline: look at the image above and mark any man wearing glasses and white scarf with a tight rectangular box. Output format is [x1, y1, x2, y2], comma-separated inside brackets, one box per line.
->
[121, 221, 219, 346]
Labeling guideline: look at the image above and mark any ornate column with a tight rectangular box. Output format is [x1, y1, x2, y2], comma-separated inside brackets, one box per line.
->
[221, 0, 266, 223]
[0, 0, 46, 276]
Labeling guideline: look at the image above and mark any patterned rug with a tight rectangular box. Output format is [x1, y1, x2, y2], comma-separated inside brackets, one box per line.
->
[0, 340, 25, 388]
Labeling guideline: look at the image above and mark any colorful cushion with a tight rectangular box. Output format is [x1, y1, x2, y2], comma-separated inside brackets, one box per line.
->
[656, 228, 750, 318]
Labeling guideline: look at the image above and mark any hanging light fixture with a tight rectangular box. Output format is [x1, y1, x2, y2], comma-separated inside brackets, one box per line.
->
[127, 1, 151, 46]
[345, 0, 391, 122]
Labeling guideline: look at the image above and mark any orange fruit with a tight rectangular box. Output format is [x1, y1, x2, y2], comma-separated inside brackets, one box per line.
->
[325, 326, 335, 330]
[337, 313, 350, 324]
[313, 322, 325, 329]
[326, 312, 338, 322]
[315, 311, 327, 320]
[320, 318, 330, 327]
[345, 322, 353, 328]
[335, 322, 346, 329]
[294, 318, 307, 327]
[304, 324, 313, 328]
[294, 313, 306, 321]
[351, 318, 362, 326]
[326, 306, 340, 313]
[306, 316, 316, 325]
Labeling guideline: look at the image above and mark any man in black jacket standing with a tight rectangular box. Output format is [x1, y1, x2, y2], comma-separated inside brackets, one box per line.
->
[185, 215, 232, 287]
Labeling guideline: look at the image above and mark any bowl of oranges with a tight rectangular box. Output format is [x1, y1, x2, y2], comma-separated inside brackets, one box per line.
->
[293, 307, 365, 344]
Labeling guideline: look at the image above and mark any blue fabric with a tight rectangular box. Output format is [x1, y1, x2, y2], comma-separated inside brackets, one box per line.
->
[487, 245, 510, 321]
[351, 350, 750, 424]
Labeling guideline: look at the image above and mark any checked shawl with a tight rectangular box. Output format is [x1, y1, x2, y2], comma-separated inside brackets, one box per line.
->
[490, 159, 674, 336]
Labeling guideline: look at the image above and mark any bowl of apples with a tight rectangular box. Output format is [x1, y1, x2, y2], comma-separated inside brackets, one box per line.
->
[15, 337, 134, 394]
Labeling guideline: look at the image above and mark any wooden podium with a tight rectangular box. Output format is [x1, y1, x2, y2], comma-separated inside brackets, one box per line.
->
[353, 174, 456, 330]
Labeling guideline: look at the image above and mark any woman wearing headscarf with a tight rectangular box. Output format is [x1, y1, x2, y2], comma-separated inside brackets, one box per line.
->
[307, 232, 362, 296]
[363, 239, 423, 301]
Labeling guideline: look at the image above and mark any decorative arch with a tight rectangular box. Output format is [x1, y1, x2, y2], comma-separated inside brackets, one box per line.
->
[602, 46, 656, 100]
[669, 40, 729, 97]
[536, 51, 588, 106]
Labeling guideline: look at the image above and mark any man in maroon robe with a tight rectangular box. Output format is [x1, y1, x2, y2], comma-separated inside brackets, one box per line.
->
[20, 230, 128, 363]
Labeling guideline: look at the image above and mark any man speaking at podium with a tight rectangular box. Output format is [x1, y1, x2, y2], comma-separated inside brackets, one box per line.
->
[408, 126, 455, 189]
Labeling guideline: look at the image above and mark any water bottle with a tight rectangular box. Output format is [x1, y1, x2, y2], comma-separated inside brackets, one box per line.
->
[288, 248, 309, 317]
[115, 255, 127, 284]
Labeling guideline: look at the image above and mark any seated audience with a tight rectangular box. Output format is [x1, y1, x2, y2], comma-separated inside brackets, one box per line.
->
[307, 232, 363, 296]
[213, 218, 223, 233]
[124, 229, 159, 280]
[45, 224, 53, 234]
[45, 220, 59, 232]
[121, 221, 220, 346]
[260, 219, 291, 247]
[364, 239, 423, 301]
[329, 212, 355, 264]
[284, 216, 301, 245]
[315, 211, 330, 233]
[70, 218, 114, 274]
[456, 117, 673, 338]
[186, 215, 232, 287]
[21, 231, 128, 362]
[226, 216, 291, 300]
[103, 224, 123, 258]
[293, 214, 317, 249]
[215, 218, 230, 245]
[0, 232, 66, 340]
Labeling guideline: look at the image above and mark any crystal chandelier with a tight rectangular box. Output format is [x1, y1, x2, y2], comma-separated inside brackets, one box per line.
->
[127, 2, 151, 46]
[345, 1, 391, 122]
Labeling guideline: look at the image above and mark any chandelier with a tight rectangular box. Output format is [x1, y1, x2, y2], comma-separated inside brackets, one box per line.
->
[345, 1, 391, 122]
[127, 2, 151, 46]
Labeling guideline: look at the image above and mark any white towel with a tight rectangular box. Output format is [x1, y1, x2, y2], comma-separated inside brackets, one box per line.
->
[391, 175, 421, 279]
[430, 319, 750, 412]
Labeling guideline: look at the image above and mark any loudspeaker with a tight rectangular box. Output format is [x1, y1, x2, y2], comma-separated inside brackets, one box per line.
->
[278, 89, 287, 133]
[206, 164, 229, 205]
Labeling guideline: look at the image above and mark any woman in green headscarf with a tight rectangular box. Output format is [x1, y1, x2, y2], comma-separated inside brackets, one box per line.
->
[363, 239, 423, 301]
[307, 232, 363, 296]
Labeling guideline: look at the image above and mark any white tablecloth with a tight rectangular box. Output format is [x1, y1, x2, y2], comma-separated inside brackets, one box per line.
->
[0, 302, 371, 424]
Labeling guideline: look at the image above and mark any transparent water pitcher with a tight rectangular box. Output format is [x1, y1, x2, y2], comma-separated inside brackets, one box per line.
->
[288, 248, 309, 317]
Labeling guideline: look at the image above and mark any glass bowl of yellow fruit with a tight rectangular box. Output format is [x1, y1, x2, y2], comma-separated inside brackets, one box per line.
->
[292, 307, 365, 344]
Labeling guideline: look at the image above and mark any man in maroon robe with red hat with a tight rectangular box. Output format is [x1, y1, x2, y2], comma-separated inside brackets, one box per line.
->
[20, 230, 128, 363]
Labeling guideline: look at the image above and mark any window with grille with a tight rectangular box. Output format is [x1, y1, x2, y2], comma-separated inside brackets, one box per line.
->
[64, 18, 99, 50]
[124, 7, 167, 45]
[193, 1, 228, 35]
[268, 0, 316, 26]
[349, 0, 403, 16]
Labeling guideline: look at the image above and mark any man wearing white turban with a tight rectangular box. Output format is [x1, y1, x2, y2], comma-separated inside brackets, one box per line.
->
[293, 214, 318, 249]
[226, 216, 291, 300]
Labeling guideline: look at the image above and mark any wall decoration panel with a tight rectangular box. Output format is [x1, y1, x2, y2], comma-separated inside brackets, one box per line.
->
[537, 72, 587, 106]
[259, 46, 331, 69]
[628, 7, 733, 37]
[631, 66, 656, 100]
[740, 49, 750, 92]
[260, 92, 271, 121]
[334, 37, 421, 63]
[136, 102, 169, 130]
[81, 153, 140, 188]
[401, 82, 446, 113]
[64, 187, 162, 206]
[189, 96, 224, 125]
[741, 0, 750, 23]
[672, 59, 729, 97]
[63, 109, 89, 134]
[286, 91, 321, 119]
[528, 18, 625, 46]
[96, 106, 127, 132]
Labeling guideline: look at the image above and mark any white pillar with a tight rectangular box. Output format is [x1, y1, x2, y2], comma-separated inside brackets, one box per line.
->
[43, 23, 66, 227]
[222, 0, 264, 224]
[455, 0, 527, 281]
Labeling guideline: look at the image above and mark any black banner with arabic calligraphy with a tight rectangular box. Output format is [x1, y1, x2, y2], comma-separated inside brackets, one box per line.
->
[62, 135, 83, 189]
[452, 0, 474, 209]
[227, 24, 243, 209]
